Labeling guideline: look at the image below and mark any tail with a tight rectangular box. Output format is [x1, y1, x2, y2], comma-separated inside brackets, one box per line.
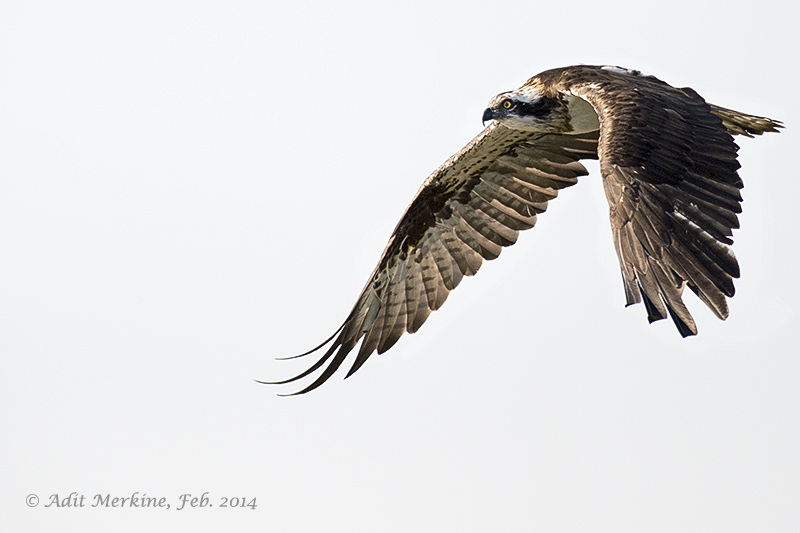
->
[709, 104, 783, 137]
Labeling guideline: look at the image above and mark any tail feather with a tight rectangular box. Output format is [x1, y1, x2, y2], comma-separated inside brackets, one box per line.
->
[708, 104, 783, 137]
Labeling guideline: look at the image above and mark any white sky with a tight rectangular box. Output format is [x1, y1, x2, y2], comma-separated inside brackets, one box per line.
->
[2, 1, 798, 531]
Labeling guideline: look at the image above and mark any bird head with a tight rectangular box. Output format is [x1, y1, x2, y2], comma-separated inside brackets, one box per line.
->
[482, 87, 567, 132]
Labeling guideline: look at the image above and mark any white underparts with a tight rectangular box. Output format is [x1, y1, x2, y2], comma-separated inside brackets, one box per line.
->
[565, 95, 600, 133]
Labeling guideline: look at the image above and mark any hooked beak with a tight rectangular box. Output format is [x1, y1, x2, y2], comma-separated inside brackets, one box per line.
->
[482, 107, 497, 126]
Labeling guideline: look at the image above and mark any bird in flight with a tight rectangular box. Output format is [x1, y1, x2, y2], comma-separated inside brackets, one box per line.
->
[266, 65, 782, 394]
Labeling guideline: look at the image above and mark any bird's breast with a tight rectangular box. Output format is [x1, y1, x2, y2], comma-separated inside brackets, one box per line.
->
[565, 94, 600, 133]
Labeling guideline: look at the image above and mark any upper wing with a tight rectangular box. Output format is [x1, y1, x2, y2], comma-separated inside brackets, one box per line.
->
[269, 124, 598, 394]
[549, 66, 781, 335]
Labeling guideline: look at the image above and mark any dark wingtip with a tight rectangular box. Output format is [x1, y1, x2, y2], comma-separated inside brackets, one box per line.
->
[640, 289, 667, 324]
[274, 322, 347, 361]
[253, 379, 316, 397]
[665, 305, 698, 338]
[256, 335, 342, 392]
[260, 317, 363, 394]
[636, 286, 697, 337]
[254, 378, 294, 386]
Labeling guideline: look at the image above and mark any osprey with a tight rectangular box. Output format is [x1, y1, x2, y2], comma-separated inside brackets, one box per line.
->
[267, 65, 782, 394]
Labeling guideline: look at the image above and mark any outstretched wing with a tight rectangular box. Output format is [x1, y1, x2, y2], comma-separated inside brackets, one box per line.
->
[269, 124, 599, 394]
[549, 66, 781, 335]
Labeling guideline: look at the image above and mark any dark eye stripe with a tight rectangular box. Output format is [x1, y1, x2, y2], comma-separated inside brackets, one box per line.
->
[515, 97, 558, 117]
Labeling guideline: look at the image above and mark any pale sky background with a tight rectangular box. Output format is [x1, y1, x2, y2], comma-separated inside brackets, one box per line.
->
[2, 1, 798, 531]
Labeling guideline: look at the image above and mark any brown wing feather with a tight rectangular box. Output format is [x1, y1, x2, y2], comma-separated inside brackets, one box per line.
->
[549, 65, 781, 336]
[268, 124, 599, 394]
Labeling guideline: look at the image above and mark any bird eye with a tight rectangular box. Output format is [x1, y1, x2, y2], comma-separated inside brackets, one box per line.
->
[502, 100, 513, 109]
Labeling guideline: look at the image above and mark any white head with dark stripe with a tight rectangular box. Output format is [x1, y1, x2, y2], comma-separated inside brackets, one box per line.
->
[482, 85, 571, 133]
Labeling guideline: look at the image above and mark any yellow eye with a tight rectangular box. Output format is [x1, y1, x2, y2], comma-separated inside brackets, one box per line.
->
[502, 100, 512, 109]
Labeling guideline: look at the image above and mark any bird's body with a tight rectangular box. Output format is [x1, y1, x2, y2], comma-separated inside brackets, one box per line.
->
[268, 65, 781, 394]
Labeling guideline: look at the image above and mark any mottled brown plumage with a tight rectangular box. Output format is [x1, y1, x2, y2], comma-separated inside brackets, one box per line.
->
[267, 65, 781, 394]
